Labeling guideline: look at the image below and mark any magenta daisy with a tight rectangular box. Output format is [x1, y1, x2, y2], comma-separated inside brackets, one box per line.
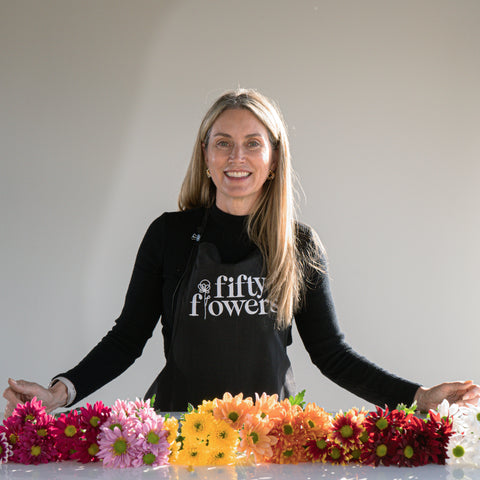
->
[9, 397, 48, 427]
[52, 410, 81, 460]
[14, 423, 57, 465]
[0, 431, 13, 464]
[79, 401, 111, 430]
[71, 429, 101, 464]
[97, 423, 142, 468]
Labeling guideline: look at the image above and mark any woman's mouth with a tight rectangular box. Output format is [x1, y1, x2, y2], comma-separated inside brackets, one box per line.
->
[224, 171, 251, 178]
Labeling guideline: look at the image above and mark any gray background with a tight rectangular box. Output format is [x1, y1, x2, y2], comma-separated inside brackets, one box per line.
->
[1, 0, 479, 413]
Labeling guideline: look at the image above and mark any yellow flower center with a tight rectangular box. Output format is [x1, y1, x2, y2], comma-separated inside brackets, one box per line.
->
[340, 425, 353, 438]
[330, 447, 341, 460]
[453, 445, 465, 458]
[404, 445, 414, 459]
[316, 438, 327, 449]
[31, 445, 41, 457]
[375, 418, 388, 431]
[90, 416, 100, 428]
[64, 425, 77, 437]
[88, 443, 99, 456]
[376, 444, 388, 457]
[37, 428, 48, 437]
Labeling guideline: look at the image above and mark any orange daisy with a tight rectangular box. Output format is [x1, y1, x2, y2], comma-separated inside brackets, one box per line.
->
[238, 414, 278, 463]
[302, 403, 332, 438]
[253, 392, 283, 420]
[213, 392, 254, 430]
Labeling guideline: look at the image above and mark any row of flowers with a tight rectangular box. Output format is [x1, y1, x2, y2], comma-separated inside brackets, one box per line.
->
[0, 392, 479, 468]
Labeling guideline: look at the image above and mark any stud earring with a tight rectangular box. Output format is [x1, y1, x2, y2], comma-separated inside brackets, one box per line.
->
[267, 170, 275, 180]
[206, 168, 212, 178]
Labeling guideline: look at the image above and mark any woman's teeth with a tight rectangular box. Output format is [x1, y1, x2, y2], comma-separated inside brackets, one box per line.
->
[225, 171, 251, 178]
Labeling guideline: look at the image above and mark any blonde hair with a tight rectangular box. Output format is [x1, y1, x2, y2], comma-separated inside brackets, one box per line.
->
[178, 88, 323, 328]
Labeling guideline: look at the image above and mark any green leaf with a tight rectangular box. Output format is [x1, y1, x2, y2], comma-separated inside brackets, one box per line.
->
[396, 401, 418, 415]
[289, 389, 306, 408]
[187, 403, 195, 413]
[149, 394, 156, 409]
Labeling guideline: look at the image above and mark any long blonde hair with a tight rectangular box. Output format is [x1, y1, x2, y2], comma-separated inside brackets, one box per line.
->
[179, 89, 322, 328]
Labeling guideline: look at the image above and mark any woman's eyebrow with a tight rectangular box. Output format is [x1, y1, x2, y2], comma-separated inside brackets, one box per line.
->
[212, 132, 263, 138]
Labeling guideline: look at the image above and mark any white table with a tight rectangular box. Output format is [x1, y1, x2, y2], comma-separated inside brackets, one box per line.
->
[1, 461, 479, 480]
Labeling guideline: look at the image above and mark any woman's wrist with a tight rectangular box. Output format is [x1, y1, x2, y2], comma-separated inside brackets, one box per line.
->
[48, 380, 68, 409]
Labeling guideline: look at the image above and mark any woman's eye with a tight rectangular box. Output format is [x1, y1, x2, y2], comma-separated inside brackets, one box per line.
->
[247, 140, 261, 148]
[216, 141, 231, 148]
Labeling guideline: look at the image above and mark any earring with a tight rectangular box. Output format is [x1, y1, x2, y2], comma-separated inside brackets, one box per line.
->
[206, 168, 212, 178]
[267, 170, 275, 180]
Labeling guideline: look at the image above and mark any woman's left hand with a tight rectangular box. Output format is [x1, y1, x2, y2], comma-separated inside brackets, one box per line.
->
[414, 380, 480, 412]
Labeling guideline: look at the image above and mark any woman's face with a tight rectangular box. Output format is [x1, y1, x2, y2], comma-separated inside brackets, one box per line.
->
[203, 108, 277, 216]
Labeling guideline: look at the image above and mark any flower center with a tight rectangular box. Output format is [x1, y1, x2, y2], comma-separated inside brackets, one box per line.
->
[9, 433, 18, 445]
[453, 445, 465, 458]
[65, 425, 77, 437]
[31, 445, 41, 457]
[228, 412, 239, 423]
[308, 420, 315, 428]
[283, 424, 293, 435]
[249, 432, 259, 444]
[316, 438, 327, 449]
[359, 430, 369, 443]
[194, 422, 203, 432]
[37, 428, 48, 437]
[340, 425, 354, 438]
[477, 413, 480, 423]
[88, 443, 99, 456]
[109, 423, 123, 431]
[147, 431, 159, 444]
[376, 444, 388, 457]
[90, 416, 100, 428]
[375, 417, 388, 431]
[113, 438, 127, 455]
[143, 453, 156, 465]
[283, 449, 293, 457]
[330, 447, 341, 460]
[404, 445, 414, 459]
[351, 449, 361, 460]
[25, 414, 35, 422]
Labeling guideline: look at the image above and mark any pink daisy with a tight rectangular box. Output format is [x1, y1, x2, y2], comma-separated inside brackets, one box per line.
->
[131, 418, 170, 467]
[79, 401, 111, 430]
[97, 423, 142, 468]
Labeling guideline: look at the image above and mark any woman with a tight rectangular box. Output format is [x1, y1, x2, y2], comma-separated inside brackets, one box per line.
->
[4, 89, 479, 416]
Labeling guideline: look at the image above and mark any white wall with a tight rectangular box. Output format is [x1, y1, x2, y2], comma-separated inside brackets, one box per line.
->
[1, 0, 479, 413]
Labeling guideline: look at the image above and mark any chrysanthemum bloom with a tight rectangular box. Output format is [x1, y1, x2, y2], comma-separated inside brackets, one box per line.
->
[197, 400, 216, 415]
[52, 410, 81, 460]
[9, 397, 48, 427]
[174, 438, 209, 466]
[305, 436, 330, 463]
[253, 393, 282, 420]
[238, 414, 277, 463]
[301, 403, 331, 439]
[205, 445, 237, 466]
[180, 411, 213, 443]
[1, 416, 24, 462]
[325, 443, 351, 465]
[213, 392, 254, 430]
[14, 423, 58, 465]
[135, 417, 170, 466]
[422, 411, 453, 465]
[97, 424, 142, 468]
[360, 435, 398, 467]
[446, 433, 477, 467]
[79, 401, 111, 431]
[71, 429, 101, 463]
[268, 403, 309, 464]
[209, 418, 238, 450]
[329, 409, 365, 451]
[0, 432, 13, 464]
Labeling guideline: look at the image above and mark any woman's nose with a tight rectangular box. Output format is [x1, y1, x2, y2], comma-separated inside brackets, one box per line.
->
[229, 144, 245, 160]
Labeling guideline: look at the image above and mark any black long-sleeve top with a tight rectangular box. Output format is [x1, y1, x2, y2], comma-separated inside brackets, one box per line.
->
[57, 205, 420, 408]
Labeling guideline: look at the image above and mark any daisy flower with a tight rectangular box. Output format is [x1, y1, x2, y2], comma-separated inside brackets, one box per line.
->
[180, 411, 212, 443]
[197, 399, 216, 415]
[213, 392, 254, 429]
[71, 429, 101, 463]
[97, 424, 142, 468]
[253, 392, 282, 420]
[238, 414, 277, 463]
[79, 401, 111, 430]
[135, 417, 170, 466]
[446, 433, 477, 467]
[329, 409, 365, 451]
[52, 410, 81, 460]
[0, 431, 13, 464]
[14, 423, 57, 465]
[301, 402, 331, 438]
[305, 436, 330, 463]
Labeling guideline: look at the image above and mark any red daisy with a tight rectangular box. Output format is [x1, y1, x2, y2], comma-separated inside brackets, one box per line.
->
[304, 436, 330, 463]
[14, 423, 57, 465]
[329, 409, 365, 451]
[71, 429, 101, 463]
[52, 410, 82, 460]
[79, 402, 111, 431]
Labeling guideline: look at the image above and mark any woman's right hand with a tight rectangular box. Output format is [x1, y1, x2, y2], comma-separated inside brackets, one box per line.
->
[3, 378, 68, 418]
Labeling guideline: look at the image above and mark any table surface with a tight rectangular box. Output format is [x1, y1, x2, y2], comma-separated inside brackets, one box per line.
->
[1, 461, 479, 480]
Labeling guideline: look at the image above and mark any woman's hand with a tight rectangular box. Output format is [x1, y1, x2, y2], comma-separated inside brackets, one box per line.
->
[3, 378, 68, 418]
[414, 380, 480, 412]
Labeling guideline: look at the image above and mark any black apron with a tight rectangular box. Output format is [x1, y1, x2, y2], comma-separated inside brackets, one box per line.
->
[146, 212, 296, 411]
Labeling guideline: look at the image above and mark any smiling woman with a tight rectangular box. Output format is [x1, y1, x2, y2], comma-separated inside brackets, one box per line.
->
[3, 88, 480, 417]
[202, 108, 277, 216]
